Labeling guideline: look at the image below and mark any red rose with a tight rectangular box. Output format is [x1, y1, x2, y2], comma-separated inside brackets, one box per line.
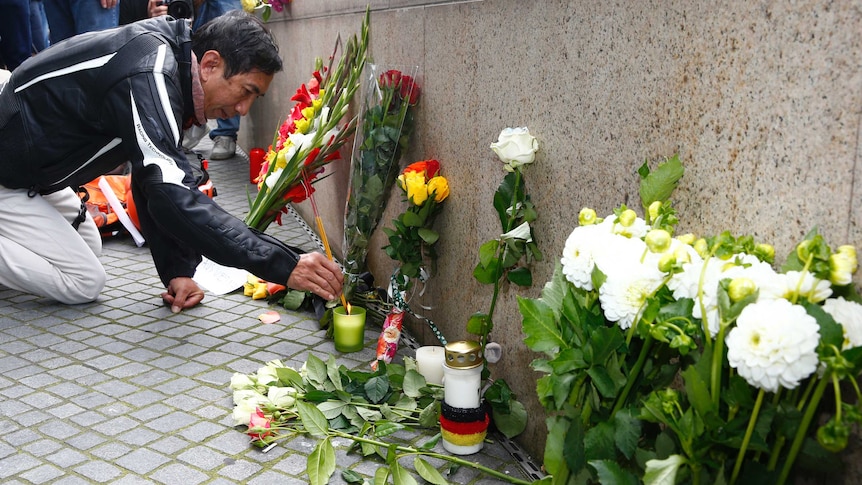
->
[247, 408, 271, 440]
[399, 75, 420, 105]
[403, 159, 440, 179]
[378, 69, 402, 89]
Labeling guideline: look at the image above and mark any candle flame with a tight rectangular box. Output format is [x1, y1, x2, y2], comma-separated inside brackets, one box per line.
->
[346, 302, 352, 315]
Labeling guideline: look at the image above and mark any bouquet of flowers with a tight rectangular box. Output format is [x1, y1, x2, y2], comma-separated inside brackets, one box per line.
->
[369, 160, 449, 362]
[230, 355, 532, 484]
[342, 66, 421, 303]
[520, 156, 862, 484]
[244, 11, 369, 231]
[241, 0, 290, 21]
[382, 159, 449, 286]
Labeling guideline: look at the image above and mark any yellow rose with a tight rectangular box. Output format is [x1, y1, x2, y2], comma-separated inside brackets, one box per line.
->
[427, 176, 449, 202]
[403, 171, 428, 205]
[241, 0, 257, 12]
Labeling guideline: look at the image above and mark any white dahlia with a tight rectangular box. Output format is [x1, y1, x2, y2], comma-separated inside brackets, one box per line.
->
[598, 262, 665, 330]
[560, 224, 611, 291]
[822, 297, 862, 349]
[725, 299, 820, 392]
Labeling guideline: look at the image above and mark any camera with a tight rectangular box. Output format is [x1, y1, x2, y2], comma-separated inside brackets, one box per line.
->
[159, 0, 194, 19]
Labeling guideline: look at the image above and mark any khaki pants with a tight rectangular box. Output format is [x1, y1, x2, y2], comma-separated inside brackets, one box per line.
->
[0, 185, 105, 304]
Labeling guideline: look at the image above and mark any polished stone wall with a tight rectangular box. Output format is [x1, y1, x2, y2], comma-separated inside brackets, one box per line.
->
[240, 0, 862, 465]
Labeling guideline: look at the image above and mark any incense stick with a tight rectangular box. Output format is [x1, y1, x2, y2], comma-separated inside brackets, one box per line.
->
[302, 178, 349, 311]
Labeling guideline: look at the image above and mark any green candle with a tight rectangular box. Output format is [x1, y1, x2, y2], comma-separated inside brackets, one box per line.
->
[333, 305, 366, 353]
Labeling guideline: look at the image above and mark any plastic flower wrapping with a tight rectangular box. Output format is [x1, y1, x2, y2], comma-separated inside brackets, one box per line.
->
[244, 11, 369, 231]
[520, 155, 862, 484]
[342, 65, 421, 305]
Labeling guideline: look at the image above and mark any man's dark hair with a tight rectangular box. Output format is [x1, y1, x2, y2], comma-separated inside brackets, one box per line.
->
[191, 11, 283, 77]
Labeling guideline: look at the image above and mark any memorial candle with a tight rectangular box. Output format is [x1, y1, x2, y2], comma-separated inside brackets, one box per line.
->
[333, 305, 366, 353]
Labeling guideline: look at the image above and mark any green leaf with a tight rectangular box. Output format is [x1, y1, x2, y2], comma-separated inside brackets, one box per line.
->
[639, 154, 684, 208]
[307, 437, 336, 485]
[589, 459, 639, 485]
[327, 355, 344, 392]
[466, 312, 491, 336]
[402, 370, 425, 398]
[298, 400, 330, 439]
[507, 267, 533, 287]
[304, 390, 336, 402]
[365, 376, 391, 404]
[401, 210, 422, 227]
[543, 416, 567, 475]
[584, 421, 616, 461]
[419, 432, 441, 450]
[418, 227, 439, 245]
[478, 239, 500, 268]
[419, 401, 441, 428]
[317, 400, 348, 420]
[682, 365, 716, 421]
[374, 466, 390, 485]
[414, 457, 448, 485]
[306, 354, 328, 387]
[276, 367, 304, 389]
[374, 421, 406, 438]
[587, 366, 619, 399]
[341, 469, 365, 484]
[540, 262, 568, 315]
[563, 417, 586, 474]
[492, 399, 527, 438]
[390, 461, 418, 485]
[519, 297, 566, 353]
[643, 454, 687, 485]
[613, 409, 642, 460]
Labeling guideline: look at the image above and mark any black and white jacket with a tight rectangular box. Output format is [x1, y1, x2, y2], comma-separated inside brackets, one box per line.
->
[0, 17, 300, 288]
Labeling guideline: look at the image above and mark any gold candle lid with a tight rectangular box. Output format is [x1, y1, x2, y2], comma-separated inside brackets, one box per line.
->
[444, 340, 484, 369]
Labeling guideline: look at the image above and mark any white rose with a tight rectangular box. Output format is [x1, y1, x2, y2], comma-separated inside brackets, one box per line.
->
[267, 386, 297, 409]
[490, 127, 538, 171]
[229, 373, 255, 391]
[232, 399, 259, 426]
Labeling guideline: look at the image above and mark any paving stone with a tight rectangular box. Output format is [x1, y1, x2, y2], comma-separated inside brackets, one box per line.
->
[0, 454, 41, 478]
[74, 460, 122, 482]
[114, 448, 170, 474]
[149, 463, 208, 485]
[18, 463, 65, 484]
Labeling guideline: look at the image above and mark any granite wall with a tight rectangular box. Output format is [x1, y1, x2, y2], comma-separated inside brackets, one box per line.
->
[240, 0, 862, 468]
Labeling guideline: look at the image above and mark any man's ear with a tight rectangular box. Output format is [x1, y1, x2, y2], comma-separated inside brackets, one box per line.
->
[198, 50, 222, 82]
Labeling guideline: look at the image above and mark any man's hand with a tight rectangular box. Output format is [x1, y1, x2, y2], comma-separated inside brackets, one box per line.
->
[147, 0, 168, 17]
[101, 0, 118, 9]
[287, 252, 343, 301]
[162, 277, 205, 313]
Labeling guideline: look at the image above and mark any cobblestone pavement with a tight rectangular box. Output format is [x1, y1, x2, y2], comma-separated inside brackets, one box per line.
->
[0, 136, 541, 484]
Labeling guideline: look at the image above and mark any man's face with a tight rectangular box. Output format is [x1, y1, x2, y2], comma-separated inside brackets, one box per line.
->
[199, 51, 274, 120]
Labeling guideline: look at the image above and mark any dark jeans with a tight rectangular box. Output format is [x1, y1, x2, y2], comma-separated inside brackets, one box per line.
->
[0, 0, 32, 70]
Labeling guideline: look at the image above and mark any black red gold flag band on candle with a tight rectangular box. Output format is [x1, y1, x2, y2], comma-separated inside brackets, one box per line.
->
[440, 401, 487, 422]
[440, 413, 489, 435]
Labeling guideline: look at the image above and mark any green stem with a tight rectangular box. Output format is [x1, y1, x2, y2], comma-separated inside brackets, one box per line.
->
[730, 388, 765, 485]
[483, 169, 523, 352]
[611, 335, 654, 416]
[331, 430, 533, 485]
[711, 323, 728, 409]
[776, 375, 830, 485]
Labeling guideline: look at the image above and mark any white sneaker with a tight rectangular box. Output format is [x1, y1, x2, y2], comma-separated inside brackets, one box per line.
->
[182, 124, 209, 152]
[210, 136, 237, 160]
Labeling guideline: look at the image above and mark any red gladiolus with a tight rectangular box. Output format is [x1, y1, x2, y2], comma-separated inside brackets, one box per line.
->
[284, 182, 313, 204]
[399, 75, 421, 105]
[247, 408, 272, 440]
[403, 159, 440, 179]
[291, 83, 313, 105]
[304, 147, 321, 166]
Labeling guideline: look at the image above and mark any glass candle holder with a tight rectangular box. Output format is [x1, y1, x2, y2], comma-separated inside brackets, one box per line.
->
[415, 346, 445, 385]
[249, 147, 266, 184]
[441, 340, 486, 455]
[333, 306, 366, 353]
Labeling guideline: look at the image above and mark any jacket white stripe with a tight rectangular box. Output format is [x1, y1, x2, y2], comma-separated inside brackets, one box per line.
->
[151, 44, 180, 145]
[14, 53, 116, 93]
[130, 89, 188, 188]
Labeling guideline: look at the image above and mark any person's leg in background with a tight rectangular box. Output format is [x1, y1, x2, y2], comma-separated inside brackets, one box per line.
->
[209, 114, 239, 159]
[190, 0, 241, 160]
[0, 0, 33, 70]
[44, 0, 118, 44]
[29, 0, 50, 53]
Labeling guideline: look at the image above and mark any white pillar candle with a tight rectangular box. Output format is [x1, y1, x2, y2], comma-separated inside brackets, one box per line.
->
[415, 346, 445, 385]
